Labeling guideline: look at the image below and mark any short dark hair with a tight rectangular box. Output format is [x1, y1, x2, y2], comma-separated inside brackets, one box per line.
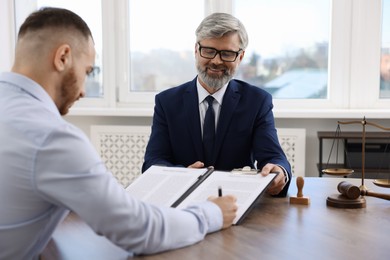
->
[18, 7, 92, 40]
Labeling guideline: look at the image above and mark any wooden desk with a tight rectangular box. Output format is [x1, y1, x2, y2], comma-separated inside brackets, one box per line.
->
[41, 178, 390, 260]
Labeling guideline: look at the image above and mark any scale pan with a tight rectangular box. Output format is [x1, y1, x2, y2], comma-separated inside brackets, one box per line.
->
[373, 179, 390, 188]
[322, 168, 354, 176]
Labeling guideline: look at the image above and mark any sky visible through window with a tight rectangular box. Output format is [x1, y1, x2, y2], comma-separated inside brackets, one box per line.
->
[380, 0, 390, 98]
[234, 0, 329, 59]
[129, 0, 203, 52]
[128, 0, 203, 91]
[234, 0, 330, 99]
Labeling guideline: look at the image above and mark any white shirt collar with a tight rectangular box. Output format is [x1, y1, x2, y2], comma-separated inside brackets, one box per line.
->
[196, 77, 229, 105]
[0, 72, 60, 116]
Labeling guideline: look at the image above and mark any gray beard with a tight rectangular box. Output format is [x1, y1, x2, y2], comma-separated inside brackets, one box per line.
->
[197, 64, 234, 90]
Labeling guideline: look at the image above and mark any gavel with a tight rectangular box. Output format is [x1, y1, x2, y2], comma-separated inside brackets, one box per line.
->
[338, 181, 390, 200]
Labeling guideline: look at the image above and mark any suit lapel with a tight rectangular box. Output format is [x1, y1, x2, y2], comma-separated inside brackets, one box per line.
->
[213, 82, 241, 163]
[184, 79, 204, 160]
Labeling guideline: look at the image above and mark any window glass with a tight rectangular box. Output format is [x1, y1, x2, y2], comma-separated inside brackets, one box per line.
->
[35, 0, 104, 98]
[380, 0, 390, 98]
[128, 0, 203, 92]
[234, 0, 330, 99]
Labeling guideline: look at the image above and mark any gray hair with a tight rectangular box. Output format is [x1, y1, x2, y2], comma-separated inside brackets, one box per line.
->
[195, 13, 248, 50]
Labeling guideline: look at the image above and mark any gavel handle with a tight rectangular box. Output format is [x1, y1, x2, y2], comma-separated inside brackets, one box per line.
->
[361, 190, 390, 200]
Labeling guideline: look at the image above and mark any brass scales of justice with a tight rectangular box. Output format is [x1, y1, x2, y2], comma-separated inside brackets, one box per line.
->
[323, 117, 390, 208]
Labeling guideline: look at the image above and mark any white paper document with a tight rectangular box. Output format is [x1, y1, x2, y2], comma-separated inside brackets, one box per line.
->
[126, 166, 208, 207]
[177, 171, 276, 224]
[126, 165, 276, 224]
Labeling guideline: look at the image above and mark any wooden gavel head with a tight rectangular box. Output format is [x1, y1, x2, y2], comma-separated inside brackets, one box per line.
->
[337, 181, 361, 199]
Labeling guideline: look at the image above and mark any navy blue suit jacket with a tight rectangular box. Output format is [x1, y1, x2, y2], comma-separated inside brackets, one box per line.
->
[142, 78, 291, 196]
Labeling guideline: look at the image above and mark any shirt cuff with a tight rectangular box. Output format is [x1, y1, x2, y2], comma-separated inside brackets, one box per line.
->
[277, 164, 289, 185]
[198, 201, 223, 233]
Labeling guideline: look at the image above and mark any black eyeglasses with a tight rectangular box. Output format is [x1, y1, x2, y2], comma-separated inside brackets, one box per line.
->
[198, 42, 242, 62]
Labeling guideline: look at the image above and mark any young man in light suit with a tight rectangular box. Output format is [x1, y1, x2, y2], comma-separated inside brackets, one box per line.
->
[143, 13, 292, 197]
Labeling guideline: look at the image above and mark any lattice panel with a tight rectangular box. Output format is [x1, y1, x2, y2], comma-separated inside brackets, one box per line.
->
[277, 128, 306, 177]
[279, 136, 298, 175]
[91, 126, 151, 187]
[91, 126, 306, 185]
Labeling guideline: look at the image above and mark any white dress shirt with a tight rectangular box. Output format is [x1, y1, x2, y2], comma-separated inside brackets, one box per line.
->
[197, 78, 228, 136]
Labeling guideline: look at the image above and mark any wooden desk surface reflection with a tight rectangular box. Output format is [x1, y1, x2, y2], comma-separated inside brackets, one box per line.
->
[41, 178, 390, 260]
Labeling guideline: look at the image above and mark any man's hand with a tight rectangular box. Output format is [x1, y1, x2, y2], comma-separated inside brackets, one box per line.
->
[188, 161, 205, 168]
[259, 163, 286, 196]
[208, 195, 238, 229]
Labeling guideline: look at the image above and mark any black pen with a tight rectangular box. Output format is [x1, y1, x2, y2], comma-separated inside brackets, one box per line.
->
[218, 186, 223, 197]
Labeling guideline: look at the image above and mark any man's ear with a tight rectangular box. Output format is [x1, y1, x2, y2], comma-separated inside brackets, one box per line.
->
[238, 50, 245, 62]
[53, 44, 72, 72]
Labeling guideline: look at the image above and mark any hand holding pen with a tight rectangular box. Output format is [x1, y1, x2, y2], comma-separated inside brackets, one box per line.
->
[208, 186, 237, 229]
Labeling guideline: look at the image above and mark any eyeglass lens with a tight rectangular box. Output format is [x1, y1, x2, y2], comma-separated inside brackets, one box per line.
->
[199, 46, 240, 62]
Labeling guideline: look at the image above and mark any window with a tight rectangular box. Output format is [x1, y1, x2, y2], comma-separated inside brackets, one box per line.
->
[119, 0, 341, 109]
[10, 0, 390, 115]
[120, 0, 348, 110]
[13, 0, 107, 107]
[128, 0, 202, 92]
[380, 0, 390, 99]
[116, 0, 204, 106]
[234, 0, 330, 99]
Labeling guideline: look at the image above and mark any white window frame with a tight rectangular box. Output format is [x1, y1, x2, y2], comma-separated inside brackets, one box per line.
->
[74, 0, 116, 108]
[349, 0, 384, 109]
[271, 0, 351, 110]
